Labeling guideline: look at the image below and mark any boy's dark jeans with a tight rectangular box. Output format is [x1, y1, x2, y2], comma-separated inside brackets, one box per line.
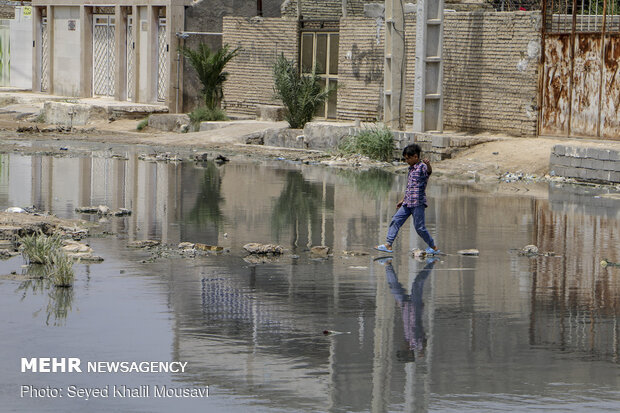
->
[386, 205, 435, 248]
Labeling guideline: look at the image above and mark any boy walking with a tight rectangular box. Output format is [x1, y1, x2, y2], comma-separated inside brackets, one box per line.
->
[375, 144, 440, 255]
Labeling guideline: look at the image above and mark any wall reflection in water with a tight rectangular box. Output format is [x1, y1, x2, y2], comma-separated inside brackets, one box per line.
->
[531, 185, 620, 362]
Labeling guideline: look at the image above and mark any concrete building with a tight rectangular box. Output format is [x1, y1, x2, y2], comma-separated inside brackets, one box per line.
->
[30, 0, 186, 111]
[27, 0, 284, 113]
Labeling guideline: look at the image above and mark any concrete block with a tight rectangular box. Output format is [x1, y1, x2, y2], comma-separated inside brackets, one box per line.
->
[549, 153, 562, 166]
[553, 144, 566, 156]
[256, 105, 286, 122]
[432, 135, 451, 148]
[613, 160, 620, 172]
[263, 127, 304, 149]
[609, 149, 620, 162]
[569, 157, 582, 168]
[43, 101, 107, 126]
[610, 171, 620, 183]
[303, 121, 356, 150]
[148, 114, 190, 133]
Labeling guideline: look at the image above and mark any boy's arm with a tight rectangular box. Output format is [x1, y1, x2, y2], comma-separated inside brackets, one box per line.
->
[423, 159, 432, 176]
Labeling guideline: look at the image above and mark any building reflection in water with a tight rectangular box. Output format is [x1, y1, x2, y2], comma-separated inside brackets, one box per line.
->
[531, 184, 620, 362]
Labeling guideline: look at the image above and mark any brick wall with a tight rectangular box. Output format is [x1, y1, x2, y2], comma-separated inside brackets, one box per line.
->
[281, 0, 377, 19]
[338, 11, 541, 136]
[337, 18, 384, 121]
[0, 6, 15, 19]
[222, 17, 299, 116]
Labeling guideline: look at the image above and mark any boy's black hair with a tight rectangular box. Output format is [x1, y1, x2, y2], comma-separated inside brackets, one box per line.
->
[402, 144, 421, 158]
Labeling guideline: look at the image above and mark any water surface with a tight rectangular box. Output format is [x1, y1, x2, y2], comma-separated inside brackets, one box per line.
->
[0, 146, 618, 412]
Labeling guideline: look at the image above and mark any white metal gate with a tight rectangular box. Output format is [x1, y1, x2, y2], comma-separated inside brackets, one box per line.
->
[157, 17, 167, 102]
[41, 17, 48, 92]
[93, 14, 115, 96]
[127, 16, 134, 100]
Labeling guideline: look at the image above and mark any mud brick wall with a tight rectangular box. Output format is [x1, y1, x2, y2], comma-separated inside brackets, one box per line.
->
[222, 17, 299, 116]
[338, 12, 541, 136]
[550, 145, 620, 183]
[337, 18, 385, 121]
[281, 0, 376, 19]
[0, 6, 15, 19]
[437, 12, 541, 136]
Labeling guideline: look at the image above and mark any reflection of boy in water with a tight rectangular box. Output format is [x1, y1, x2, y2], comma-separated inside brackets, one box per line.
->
[384, 259, 436, 360]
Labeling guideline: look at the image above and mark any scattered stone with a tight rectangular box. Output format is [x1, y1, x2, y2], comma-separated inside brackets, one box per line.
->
[342, 250, 369, 256]
[195, 243, 224, 252]
[243, 243, 284, 255]
[0, 249, 19, 258]
[517, 245, 557, 257]
[457, 249, 480, 256]
[112, 208, 131, 216]
[17, 125, 39, 133]
[97, 205, 111, 215]
[68, 252, 104, 262]
[5, 207, 25, 213]
[310, 246, 330, 256]
[75, 206, 99, 213]
[178, 242, 196, 249]
[194, 153, 208, 162]
[138, 152, 182, 163]
[128, 240, 160, 248]
[62, 240, 93, 254]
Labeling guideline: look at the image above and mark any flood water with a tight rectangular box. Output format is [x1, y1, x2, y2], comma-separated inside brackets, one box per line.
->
[0, 143, 619, 412]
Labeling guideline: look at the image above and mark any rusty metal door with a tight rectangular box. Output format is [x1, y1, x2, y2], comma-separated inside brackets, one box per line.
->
[540, 0, 620, 139]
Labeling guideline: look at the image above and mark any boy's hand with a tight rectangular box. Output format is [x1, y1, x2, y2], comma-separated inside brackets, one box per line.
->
[396, 199, 403, 209]
[423, 158, 432, 175]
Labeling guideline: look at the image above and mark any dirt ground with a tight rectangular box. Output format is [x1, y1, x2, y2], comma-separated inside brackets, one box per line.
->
[1, 114, 618, 186]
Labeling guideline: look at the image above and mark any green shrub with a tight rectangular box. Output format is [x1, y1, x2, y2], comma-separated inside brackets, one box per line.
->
[337, 125, 395, 162]
[45, 250, 76, 288]
[19, 231, 64, 265]
[181, 43, 240, 110]
[136, 118, 149, 131]
[273, 54, 333, 129]
[188, 106, 229, 130]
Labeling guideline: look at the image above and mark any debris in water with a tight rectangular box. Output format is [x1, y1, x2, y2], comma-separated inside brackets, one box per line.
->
[194, 152, 208, 162]
[215, 155, 229, 164]
[458, 249, 479, 256]
[342, 250, 369, 256]
[323, 330, 351, 335]
[601, 259, 620, 268]
[5, 207, 25, 213]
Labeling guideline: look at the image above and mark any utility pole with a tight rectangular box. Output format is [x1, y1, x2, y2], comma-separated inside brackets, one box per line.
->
[257, 0, 263, 16]
[342, 0, 348, 18]
[383, 0, 405, 130]
[413, 0, 444, 132]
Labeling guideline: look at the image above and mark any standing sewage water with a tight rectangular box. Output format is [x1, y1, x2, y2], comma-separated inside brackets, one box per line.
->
[0, 146, 618, 412]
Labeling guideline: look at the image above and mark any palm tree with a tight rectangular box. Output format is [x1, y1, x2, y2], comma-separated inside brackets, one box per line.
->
[181, 43, 240, 110]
